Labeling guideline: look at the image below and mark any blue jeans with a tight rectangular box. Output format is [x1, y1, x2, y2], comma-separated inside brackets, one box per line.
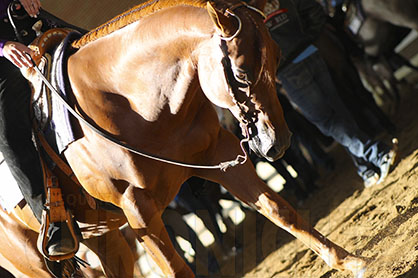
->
[278, 52, 390, 176]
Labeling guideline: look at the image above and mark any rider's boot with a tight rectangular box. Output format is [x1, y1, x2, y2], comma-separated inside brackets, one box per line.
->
[2, 136, 77, 257]
[45, 221, 77, 256]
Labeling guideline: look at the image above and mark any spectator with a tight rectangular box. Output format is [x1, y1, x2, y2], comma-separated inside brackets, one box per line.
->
[263, 0, 397, 187]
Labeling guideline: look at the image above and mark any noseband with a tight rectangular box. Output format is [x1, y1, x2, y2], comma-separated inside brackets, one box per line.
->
[218, 3, 266, 138]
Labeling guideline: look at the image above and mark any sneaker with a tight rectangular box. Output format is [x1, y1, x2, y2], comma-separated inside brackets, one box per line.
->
[377, 138, 398, 184]
[363, 170, 380, 188]
[46, 222, 77, 256]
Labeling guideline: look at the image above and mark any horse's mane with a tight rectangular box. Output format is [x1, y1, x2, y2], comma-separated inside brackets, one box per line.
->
[72, 0, 208, 48]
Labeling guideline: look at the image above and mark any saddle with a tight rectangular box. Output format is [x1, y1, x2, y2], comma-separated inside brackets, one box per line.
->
[26, 27, 124, 264]
[22, 27, 83, 262]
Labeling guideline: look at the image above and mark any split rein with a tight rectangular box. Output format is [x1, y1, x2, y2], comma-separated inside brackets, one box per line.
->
[27, 3, 266, 172]
[29, 60, 247, 171]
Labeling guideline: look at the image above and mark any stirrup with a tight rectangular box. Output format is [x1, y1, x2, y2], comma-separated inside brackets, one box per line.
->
[37, 173, 79, 261]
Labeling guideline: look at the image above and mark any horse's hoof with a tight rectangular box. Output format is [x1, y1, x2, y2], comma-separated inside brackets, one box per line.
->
[343, 255, 368, 278]
[354, 267, 366, 278]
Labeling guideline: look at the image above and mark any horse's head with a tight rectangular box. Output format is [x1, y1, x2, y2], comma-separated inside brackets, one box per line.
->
[198, 0, 291, 161]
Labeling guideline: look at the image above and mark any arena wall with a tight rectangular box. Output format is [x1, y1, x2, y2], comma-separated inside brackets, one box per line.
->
[42, 0, 142, 30]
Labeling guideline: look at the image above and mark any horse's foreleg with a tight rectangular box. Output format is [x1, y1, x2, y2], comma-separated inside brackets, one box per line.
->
[243, 182, 366, 275]
[120, 185, 195, 278]
[199, 130, 367, 277]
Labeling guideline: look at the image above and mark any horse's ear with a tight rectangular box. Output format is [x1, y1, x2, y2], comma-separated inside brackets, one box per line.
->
[246, 0, 267, 11]
[206, 1, 233, 36]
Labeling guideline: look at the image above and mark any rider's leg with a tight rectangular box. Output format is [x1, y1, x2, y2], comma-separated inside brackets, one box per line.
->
[0, 58, 44, 222]
[0, 58, 76, 256]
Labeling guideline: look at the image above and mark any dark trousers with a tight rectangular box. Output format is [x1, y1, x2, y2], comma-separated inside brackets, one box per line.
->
[0, 19, 44, 221]
[278, 52, 390, 177]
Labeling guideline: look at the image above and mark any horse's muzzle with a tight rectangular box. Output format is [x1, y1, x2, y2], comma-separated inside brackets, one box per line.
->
[265, 143, 288, 161]
[248, 129, 292, 162]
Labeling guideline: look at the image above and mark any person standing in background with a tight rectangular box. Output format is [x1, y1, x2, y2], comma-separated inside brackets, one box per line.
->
[263, 0, 397, 187]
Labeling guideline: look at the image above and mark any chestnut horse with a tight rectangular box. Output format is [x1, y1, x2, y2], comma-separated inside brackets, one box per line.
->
[18, 0, 367, 277]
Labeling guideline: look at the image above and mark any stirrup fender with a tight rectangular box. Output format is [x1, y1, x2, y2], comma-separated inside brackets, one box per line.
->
[37, 159, 80, 261]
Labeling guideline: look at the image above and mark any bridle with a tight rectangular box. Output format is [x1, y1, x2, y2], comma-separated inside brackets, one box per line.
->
[28, 1, 267, 172]
[219, 2, 266, 41]
[218, 2, 267, 140]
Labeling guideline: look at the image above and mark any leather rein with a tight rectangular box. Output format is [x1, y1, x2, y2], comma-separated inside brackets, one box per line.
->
[28, 2, 265, 172]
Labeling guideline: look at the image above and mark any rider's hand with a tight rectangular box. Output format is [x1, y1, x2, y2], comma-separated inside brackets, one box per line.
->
[3, 41, 34, 68]
[18, 0, 41, 18]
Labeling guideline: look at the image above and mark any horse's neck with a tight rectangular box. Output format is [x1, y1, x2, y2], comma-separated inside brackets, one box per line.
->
[77, 6, 215, 121]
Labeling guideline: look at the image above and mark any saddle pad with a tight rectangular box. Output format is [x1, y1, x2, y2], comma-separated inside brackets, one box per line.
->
[46, 32, 82, 154]
[32, 54, 53, 131]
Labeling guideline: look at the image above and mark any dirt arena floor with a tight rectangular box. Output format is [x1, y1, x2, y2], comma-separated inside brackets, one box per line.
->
[209, 85, 418, 278]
